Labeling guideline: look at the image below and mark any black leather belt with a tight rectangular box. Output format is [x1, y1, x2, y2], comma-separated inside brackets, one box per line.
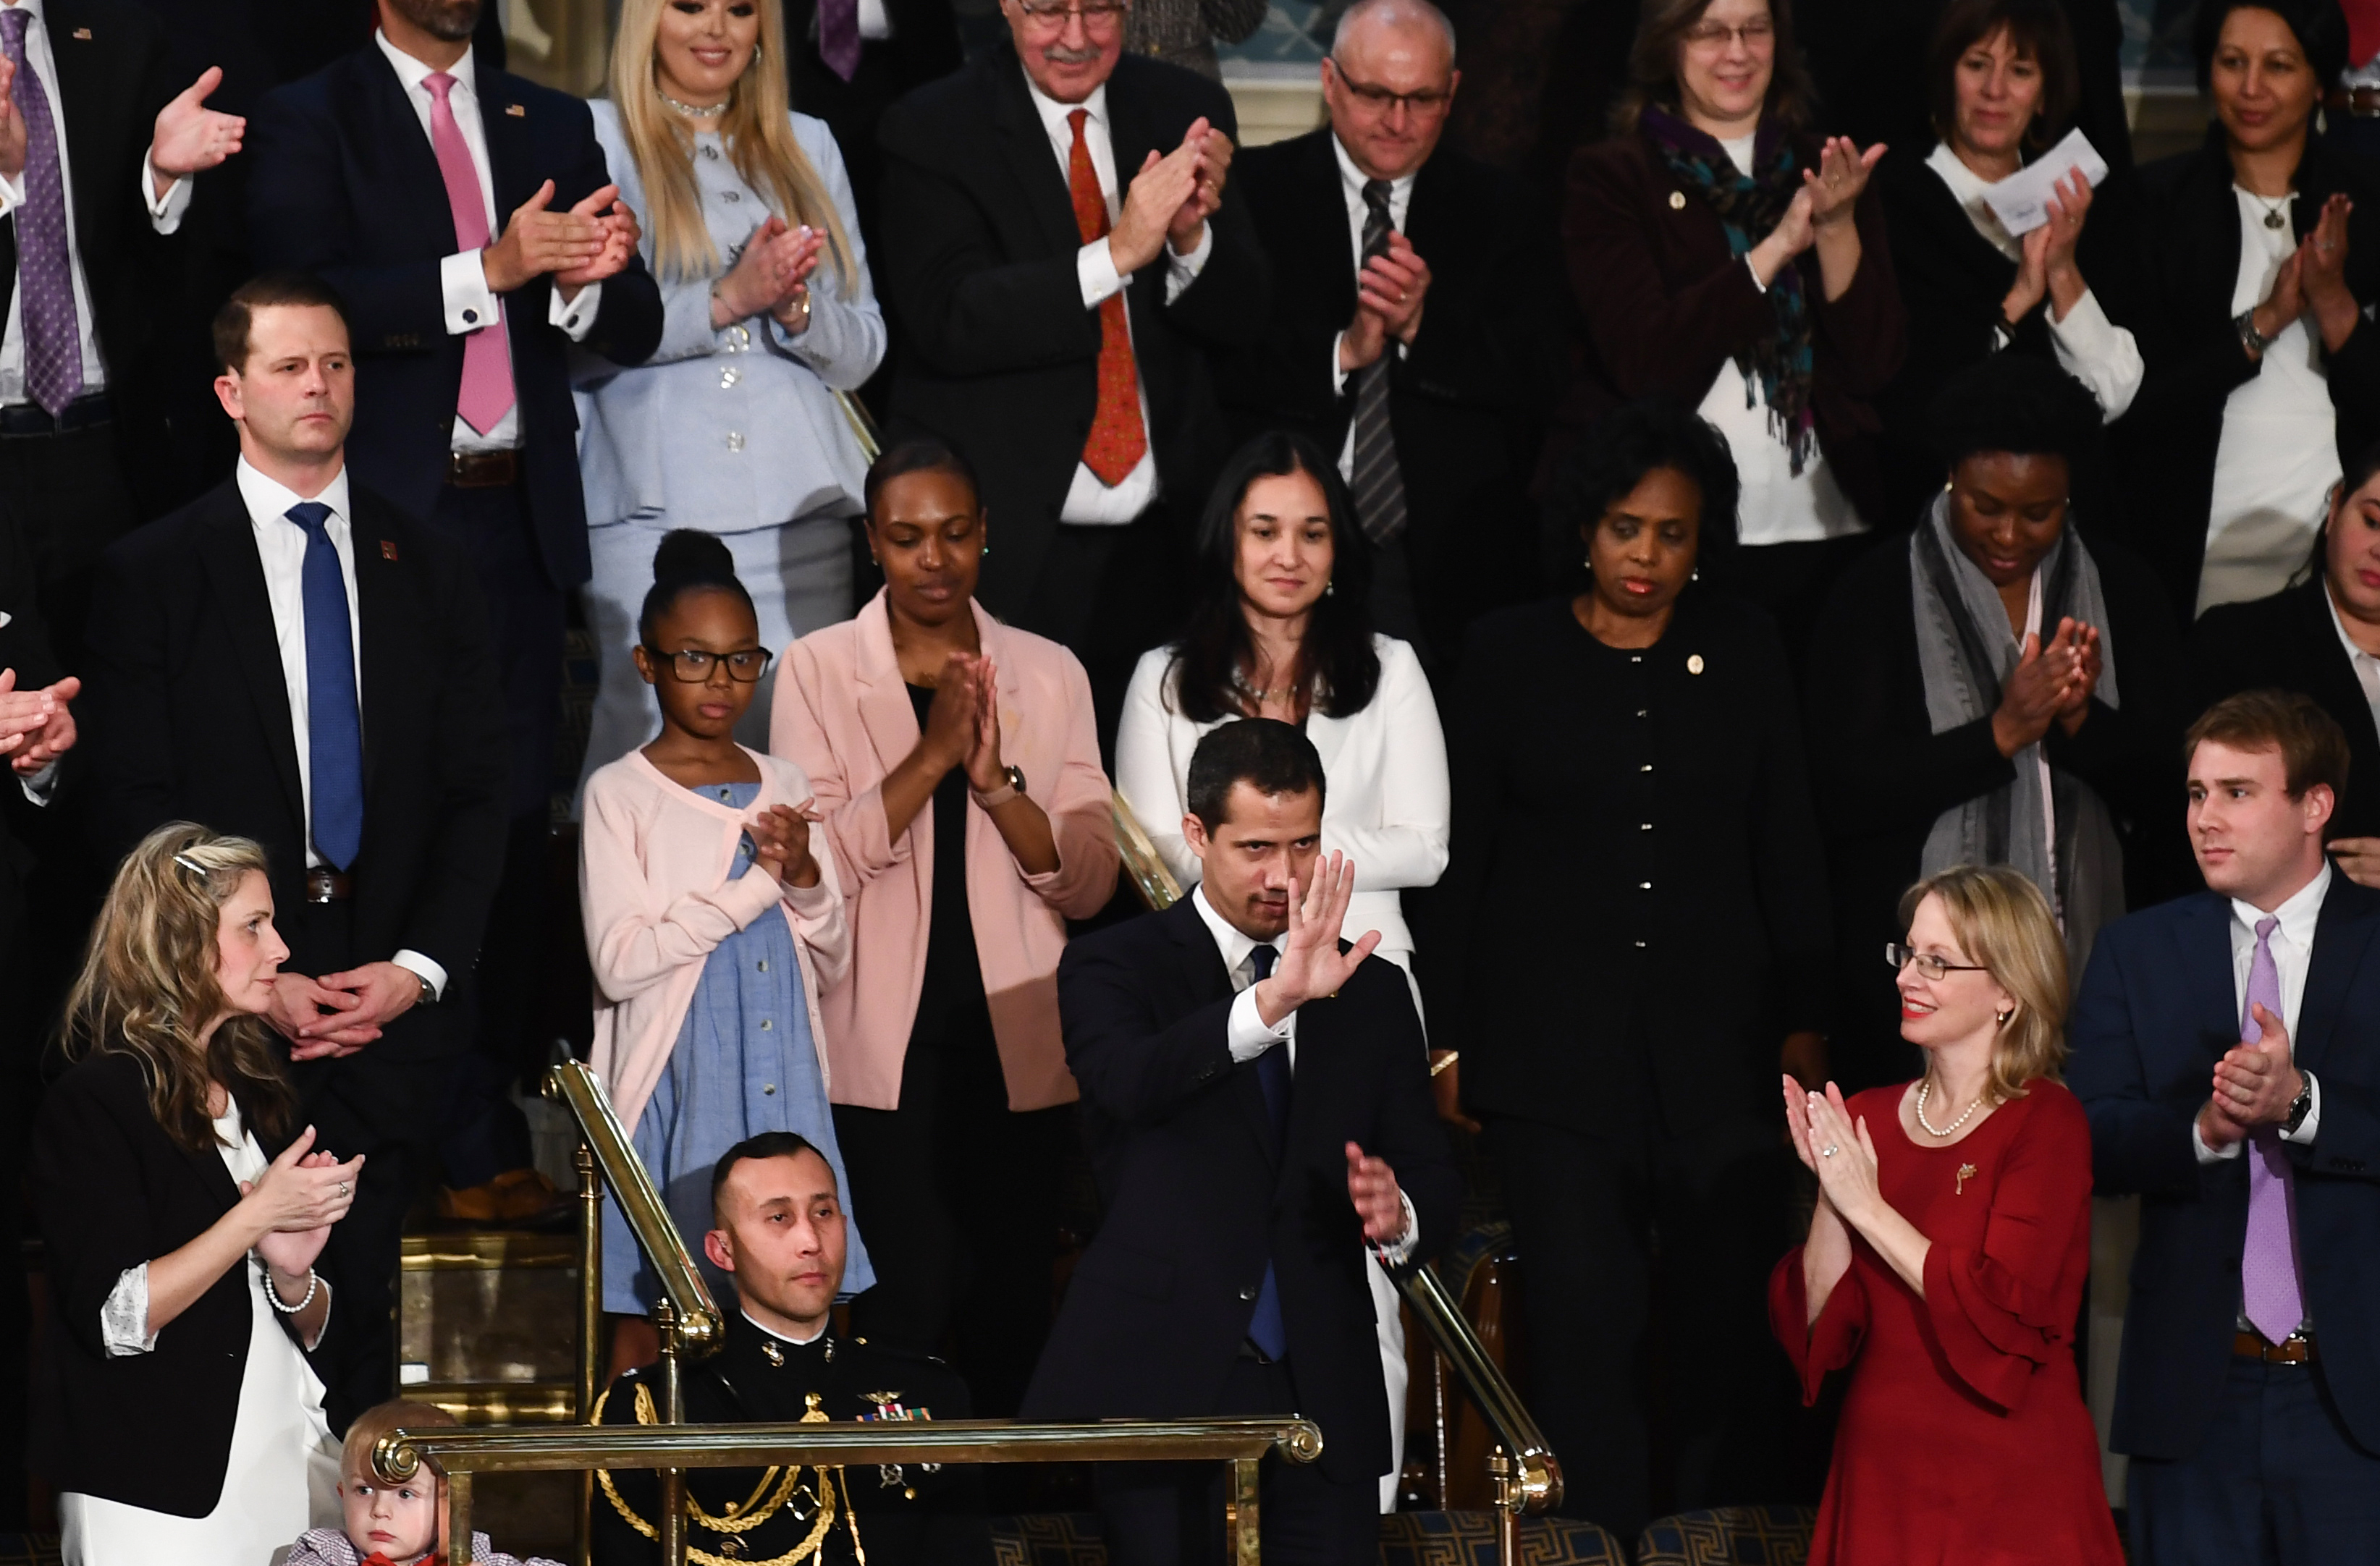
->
[305, 867, 354, 904]
[446, 449, 520, 488]
[0, 393, 114, 436]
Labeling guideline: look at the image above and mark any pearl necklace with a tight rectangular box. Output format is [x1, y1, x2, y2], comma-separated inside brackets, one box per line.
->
[659, 90, 730, 119]
[1915, 1078, 1988, 1138]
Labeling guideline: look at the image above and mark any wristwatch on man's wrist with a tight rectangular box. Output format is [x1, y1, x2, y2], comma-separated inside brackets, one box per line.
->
[973, 764, 1026, 809]
[2286, 1070, 2316, 1136]
[414, 973, 439, 1008]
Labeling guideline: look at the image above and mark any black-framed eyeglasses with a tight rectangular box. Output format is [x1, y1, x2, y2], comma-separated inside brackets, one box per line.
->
[1015, 0, 1128, 26]
[1884, 943, 1989, 981]
[1329, 59, 1455, 114]
[647, 646, 775, 682]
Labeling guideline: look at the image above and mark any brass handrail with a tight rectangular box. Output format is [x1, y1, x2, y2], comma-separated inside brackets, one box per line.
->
[377, 1417, 1321, 1566]
[835, 389, 883, 465]
[1105, 797, 1564, 1538]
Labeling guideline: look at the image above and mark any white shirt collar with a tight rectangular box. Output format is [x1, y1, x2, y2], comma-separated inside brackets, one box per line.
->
[1191, 881, 1281, 980]
[375, 27, 476, 98]
[1330, 134, 1415, 206]
[1022, 67, 1107, 143]
[1, 0, 46, 25]
[2325, 577, 2380, 677]
[2232, 858, 2332, 955]
[743, 1308, 830, 1346]
[235, 455, 353, 533]
[1925, 140, 2023, 258]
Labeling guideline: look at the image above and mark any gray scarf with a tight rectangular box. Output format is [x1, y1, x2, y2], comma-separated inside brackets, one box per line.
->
[1910, 493, 2127, 970]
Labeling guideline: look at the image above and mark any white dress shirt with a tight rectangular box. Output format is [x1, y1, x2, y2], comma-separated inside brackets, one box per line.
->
[1324, 135, 1413, 482]
[1019, 71, 1212, 525]
[2192, 859, 2329, 1162]
[233, 457, 448, 998]
[1921, 140, 2144, 422]
[1697, 132, 1867, 547]
[0, 0, 190, 405]
[2329, 582, 2380, 742]
[1189, 882, 1418, 1259]
[373, 30, 602, 453]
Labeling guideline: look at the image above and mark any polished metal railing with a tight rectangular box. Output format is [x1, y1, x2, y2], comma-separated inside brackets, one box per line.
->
[836, 389, 883, 465]
[1106, 792, 1566, 1549]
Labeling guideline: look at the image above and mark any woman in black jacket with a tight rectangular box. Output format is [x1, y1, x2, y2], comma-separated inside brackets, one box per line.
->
[33, 824, 362, 1558]
[1810, 355, 2186, 1093]
[2093, 0, 2380, 621]
[1442, 402, 1830, 1539]
[1875, 0, 2143, 524]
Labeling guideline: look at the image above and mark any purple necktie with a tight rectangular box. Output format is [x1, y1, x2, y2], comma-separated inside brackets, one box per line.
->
[2241, 915, 2307, 1344]
[817, 0, 862, 82]
[2, 7, 85, 417]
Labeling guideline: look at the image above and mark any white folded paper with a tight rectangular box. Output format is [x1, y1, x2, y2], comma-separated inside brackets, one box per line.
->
[1980, 129, 2111, 237]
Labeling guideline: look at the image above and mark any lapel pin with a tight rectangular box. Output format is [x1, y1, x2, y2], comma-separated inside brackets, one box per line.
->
[380, 540, 400, 561]
[505, 103, 526, 117]
[1957, 1162, 1979, 1195]
[72, 27, 93, 38]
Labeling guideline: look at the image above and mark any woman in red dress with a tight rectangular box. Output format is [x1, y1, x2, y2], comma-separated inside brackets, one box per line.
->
[1772, 863, 2122, 1564]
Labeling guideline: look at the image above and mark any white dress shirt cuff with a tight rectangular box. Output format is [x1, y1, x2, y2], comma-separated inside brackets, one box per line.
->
[1744, 255, 1768, 295]
[101, 1264, 159, 1356]
[1079, 238, 1128, 309]
[1225, 985, 1295, 1061]
[140, 151, 193, 233]
[1372, 1190, 1419, 1267]
[1163, 224, 1212, 304]
[20, 761, 58, 805]
[392, 950, 449, 1002]
[0, 169, 22, 219]
[442, 251, 505, 337]
[552, 279, 603, 342]
[2193, 1120, 2247, 1162]
[1330, 334, 1350, 396]
[2282, 1072, 2322, 1146]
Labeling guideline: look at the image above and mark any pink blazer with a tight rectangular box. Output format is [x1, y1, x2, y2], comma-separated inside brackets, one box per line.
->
[771, 592, 1118, 1112]
[581, 747, 851, 1135]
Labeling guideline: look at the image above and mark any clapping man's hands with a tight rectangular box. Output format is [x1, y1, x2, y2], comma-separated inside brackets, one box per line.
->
[2200, 1002, 2304, 1150]
[0, 668, 77, 776]
[0, 56, 25, 181]
[1111, 119, 1218, 275]
[1346, 1142, 1410, 1246]
[149, 66, 245, 198]
[1249, 850, 1380, 1028]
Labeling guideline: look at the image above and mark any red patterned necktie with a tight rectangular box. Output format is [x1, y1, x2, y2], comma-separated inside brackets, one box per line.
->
[1065, 109, 1148, 487]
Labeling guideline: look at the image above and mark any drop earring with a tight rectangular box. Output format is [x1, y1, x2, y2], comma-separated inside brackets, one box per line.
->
[1996, 1007, 2014, 1027]
[1324, 579, 1335, 597]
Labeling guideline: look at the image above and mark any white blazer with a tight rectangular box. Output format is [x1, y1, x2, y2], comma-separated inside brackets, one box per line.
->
[1114, 635, 1449, 965]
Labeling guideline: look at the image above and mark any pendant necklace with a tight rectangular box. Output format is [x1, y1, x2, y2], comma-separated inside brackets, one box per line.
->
[2248, 188, 2292, 231]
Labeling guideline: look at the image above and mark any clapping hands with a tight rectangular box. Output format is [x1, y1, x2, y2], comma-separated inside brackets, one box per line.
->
[748, 800, 824, 889]
[1113, 117, 1232, 274]
[1341, 231, 1432, 372]
[0, 668, 78, 776]
[1991, 617, 2098, 757]
[713, 215, 828, 330]
[149, 66, 245, 196]
[1782, 1077, 1882, 1222]
[2198, 1002, 2304, 1150]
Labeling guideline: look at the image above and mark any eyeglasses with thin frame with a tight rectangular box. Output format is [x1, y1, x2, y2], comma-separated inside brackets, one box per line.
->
[646, 646, 775, 683]
[1681, 17, 1775, 49]
[1884, 942, 1989, 982]
[1014, 0, 1128, 28]
[1328, 59, 1456, 114]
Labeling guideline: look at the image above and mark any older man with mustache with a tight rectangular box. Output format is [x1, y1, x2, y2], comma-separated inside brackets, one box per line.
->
[876, 0, 1270, 753]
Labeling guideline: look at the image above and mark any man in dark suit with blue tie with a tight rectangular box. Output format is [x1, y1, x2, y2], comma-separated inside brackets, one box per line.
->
[1028, 719, 1460, 1566]
[242, 0, 662, 1209]
[2069, 689, 2380, 1565]
[79, 273, 508, 1428]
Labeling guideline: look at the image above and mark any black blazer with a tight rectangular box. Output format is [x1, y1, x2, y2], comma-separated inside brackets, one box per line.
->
[1807, 527, 2191, 1083]
[2192, 577, 2380, 843]
[30, 1047, 326, 1515]
[1219, 129, 1569, 658]
[2068, 879, 2380, 1460]
[243, 46, 664, 588]
[1026, 896, 1460, 1486]
[2094, 127, 2380, 622]
[876, 42, 1271, 617]
[79, 479, 510, 1083]
[1, 0, 190, 514]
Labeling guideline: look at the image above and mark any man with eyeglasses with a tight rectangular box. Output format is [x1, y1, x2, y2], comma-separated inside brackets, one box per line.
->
[78, 271, 508, 1431]
[1220, 0, 1566, 672]
[876, 0, 1269, 751]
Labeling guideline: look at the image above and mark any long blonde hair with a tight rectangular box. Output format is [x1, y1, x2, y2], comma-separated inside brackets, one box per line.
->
[606, 0, 858, 290]
[63, 824, 295, 1154]
[1899, 864, 2070, 1105]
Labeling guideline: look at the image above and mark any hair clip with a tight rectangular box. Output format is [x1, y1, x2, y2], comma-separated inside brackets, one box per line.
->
[172, 852, 208, 876]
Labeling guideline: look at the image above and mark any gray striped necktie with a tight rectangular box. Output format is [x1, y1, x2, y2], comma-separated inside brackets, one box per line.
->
[1349, 179, 1407, 546]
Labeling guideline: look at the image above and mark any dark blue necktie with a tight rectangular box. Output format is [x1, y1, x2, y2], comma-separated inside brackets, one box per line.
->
[287, 502, 364, 871]
[1246, 943, 1290, 1360]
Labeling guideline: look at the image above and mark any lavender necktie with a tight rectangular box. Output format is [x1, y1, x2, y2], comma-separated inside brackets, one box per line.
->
[1, 7, 85, 417]
[2241, 915, 2307, 1344]
[817, 0, 862, 82]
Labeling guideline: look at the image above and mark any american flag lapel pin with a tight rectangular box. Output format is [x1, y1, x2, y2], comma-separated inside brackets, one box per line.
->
[72, 26, 93, 38]
[380, 540, 400, 562]
[505, 103, 526, 117]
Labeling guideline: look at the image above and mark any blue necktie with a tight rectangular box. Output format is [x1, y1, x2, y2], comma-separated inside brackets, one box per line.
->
[287, 503, 364, 871]
[1246, 943, 1290, 1360]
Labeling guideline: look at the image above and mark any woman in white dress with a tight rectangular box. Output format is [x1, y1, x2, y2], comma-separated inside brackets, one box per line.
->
[30, 825, 361, 1562]
[1113, 430, 1450, 1512]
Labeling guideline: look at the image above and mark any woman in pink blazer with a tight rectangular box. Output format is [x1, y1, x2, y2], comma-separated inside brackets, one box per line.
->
[770, 436, 1118, 1413]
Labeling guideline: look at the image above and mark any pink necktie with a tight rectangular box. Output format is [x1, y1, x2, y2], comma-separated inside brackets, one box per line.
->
[423, 72, 516, 435]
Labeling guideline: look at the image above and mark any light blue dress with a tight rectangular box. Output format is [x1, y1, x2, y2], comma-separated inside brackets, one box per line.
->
[600, 782, 874, 1313]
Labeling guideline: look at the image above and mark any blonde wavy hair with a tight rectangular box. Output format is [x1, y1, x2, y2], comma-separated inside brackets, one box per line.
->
[62, 824, 295, 1154]
[605, 0, 858, 290]
[1898, 864, 2070, 1105]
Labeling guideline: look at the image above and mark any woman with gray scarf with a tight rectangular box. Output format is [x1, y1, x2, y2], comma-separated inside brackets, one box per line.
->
[1809, 354, 2187, 1091]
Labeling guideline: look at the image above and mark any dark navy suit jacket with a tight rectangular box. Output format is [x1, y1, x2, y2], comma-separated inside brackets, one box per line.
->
[242, 44, 662, 588]
[2068, 876, 2380, 1460]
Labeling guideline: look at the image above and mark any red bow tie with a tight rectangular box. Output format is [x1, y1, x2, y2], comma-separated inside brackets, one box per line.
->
[362, 1554, 443, 1566]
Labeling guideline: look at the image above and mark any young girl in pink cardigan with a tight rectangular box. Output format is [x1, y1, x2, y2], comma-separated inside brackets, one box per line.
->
[581, 533, 870, 1366]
